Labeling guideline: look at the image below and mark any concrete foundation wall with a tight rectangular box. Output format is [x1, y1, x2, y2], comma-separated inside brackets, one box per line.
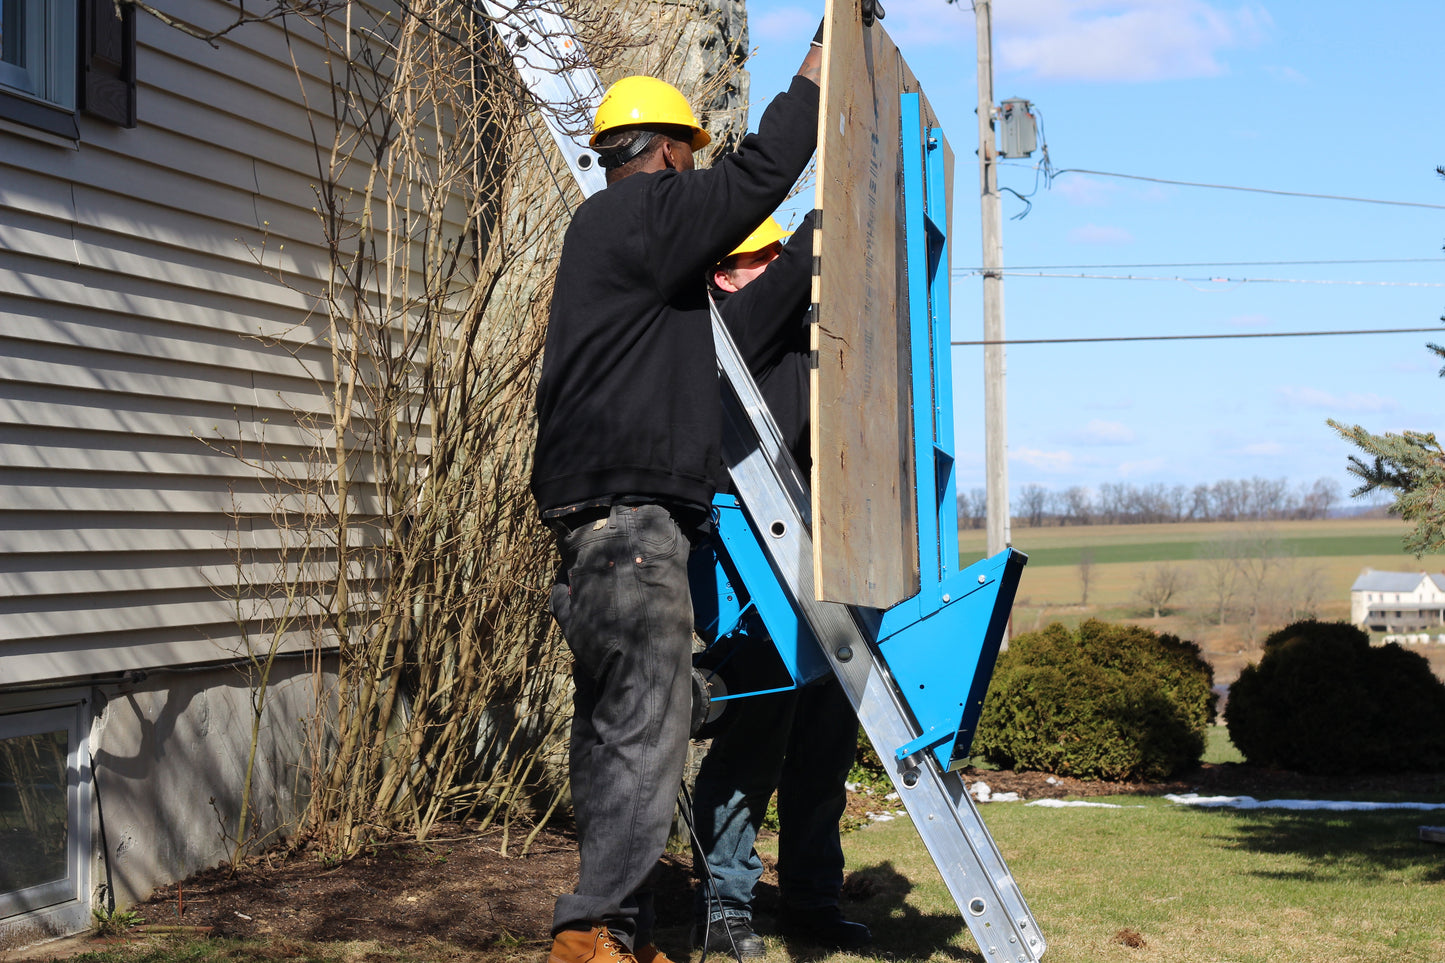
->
[92, 658, 330, 908]
[0, 655, 332, 949]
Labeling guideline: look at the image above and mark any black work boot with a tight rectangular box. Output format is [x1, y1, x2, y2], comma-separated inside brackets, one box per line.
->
[691, 917, 766, 959]
[778, 905, 872, 949]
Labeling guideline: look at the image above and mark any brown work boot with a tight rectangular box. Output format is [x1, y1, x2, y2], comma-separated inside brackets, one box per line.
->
[547, 926, 638, 963]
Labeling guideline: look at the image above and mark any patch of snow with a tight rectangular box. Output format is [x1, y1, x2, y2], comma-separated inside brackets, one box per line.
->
[1026, 799, 1141, 809]
[1166, 793, 1445, 812]
[969, 781, 1020, 803]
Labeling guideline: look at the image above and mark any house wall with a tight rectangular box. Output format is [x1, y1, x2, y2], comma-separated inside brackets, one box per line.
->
[1, 0, 379, 939]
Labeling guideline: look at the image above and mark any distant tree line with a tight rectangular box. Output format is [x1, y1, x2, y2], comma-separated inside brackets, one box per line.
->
[958, 476, 1346, 529]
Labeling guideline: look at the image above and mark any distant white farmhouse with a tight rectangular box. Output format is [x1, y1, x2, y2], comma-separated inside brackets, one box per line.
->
[1350, 569, 1445, 632]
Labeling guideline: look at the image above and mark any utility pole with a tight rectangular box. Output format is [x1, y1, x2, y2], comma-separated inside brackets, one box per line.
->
[974, 0, 1010, 557]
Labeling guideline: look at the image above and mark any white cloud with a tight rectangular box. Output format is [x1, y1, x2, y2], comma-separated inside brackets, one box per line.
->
[1013, 447, 1075, 472]
[1068, 223, 1134, 245]
[993, 0, 1270, 82]
[1079, 419, 1135, 444]
[1277, 386, 1398, 414]
[1117, 457, 1166, 476]
[756, 1, 1269, 84]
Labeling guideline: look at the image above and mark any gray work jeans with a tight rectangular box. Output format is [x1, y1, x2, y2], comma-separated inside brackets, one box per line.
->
[549, 503, 695, 949]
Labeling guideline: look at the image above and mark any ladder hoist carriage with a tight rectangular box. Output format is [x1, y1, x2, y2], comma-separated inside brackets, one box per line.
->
[484, 2, 1044, 958]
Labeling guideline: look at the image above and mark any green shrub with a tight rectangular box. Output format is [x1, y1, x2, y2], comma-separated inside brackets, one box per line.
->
[971, 619, 1215, 781]
[1225, 619, 1445, 773]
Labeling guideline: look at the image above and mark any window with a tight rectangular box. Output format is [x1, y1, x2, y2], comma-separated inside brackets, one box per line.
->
[1, 0, 135, 138]
[0, 0, 76, 105]
[0, 697, 92, 937]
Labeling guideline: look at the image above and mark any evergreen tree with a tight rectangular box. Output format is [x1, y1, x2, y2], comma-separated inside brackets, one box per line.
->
[1329, 342, 1445, 556]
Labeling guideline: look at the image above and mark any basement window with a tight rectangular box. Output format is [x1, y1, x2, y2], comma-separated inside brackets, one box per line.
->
[0, 698, 92, 936]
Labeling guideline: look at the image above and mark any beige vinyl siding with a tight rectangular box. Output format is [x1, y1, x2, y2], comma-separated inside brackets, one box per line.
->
[0, 0, 428, 687]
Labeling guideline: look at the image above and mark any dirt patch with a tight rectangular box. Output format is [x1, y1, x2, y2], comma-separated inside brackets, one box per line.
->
[14, 764, 1445, 961]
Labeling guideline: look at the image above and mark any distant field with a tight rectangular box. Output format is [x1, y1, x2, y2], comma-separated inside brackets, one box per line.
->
[960, 518, 1440, 568]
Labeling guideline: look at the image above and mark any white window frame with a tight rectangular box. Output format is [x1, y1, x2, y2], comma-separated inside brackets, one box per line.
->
[0, 0, 75, 108]
[0, 691, 93, 939]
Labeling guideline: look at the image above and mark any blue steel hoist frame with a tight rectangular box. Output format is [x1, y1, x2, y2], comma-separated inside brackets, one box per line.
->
[691, 93, 1026, 776]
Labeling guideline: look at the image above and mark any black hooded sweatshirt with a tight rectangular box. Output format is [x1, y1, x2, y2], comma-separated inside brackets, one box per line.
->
[714, 208, 817, 475]
[530, 77, 819, 516]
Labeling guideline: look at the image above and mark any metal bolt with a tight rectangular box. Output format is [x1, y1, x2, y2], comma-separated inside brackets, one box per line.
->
[901, 768, 920, 788]
[977, 574, 987, 584]
[836, 645, 853, 662]
[969, 898, 987, 916]
[942, 593, 951, 602]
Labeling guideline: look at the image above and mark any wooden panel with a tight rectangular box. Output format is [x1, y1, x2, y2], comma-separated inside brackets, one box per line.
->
[811, 2, 942, 607]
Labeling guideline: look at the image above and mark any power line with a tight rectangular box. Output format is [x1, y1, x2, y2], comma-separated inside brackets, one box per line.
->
[959, 270, 1445, 288]
[1007, 164, 1445, 211]
[952, 327, 1443, 346]
[954, 257, 1445, 271]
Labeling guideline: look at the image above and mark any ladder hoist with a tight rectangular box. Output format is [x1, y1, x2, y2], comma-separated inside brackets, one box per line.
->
[482, 3, 1044, 959]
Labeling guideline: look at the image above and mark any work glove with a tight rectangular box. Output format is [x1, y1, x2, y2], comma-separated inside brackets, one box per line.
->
[862, 0, 885, 26]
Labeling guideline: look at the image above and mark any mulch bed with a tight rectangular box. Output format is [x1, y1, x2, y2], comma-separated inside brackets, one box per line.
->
[101, 763, 1445, 956]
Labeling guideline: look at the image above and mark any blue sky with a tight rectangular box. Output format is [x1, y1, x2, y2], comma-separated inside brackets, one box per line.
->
[737, 0, 1445, 505]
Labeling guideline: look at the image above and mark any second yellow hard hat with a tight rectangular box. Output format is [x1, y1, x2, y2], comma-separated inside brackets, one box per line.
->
[727, 216, 793, 259]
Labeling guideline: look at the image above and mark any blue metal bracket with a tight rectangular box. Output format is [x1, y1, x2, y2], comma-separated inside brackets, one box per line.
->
[690, 92, 1025, 773]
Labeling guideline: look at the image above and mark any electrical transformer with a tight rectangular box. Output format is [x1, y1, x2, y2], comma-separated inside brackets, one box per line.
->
[998, 97, 1037, 157]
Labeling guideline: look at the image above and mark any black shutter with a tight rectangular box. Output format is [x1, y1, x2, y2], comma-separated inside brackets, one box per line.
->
[80, 0, 136, 127]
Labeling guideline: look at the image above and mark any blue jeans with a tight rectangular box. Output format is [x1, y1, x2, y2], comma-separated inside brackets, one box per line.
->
[549, 503, 695, 949]
[691, 674, 859, 923]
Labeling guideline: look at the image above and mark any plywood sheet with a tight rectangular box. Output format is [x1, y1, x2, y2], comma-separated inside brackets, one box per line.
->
[811, 1, 943, 607]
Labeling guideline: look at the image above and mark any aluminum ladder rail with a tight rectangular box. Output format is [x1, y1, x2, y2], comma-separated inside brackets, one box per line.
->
[484, 5, 1043, 959]
[710, 311, 1042, 963]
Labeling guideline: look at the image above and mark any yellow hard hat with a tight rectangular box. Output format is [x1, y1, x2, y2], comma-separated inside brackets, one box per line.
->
[591, 76, 711, 150]
[727, 217, 793, 259]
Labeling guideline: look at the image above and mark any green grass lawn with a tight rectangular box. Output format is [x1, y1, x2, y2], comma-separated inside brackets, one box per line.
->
[767, 796, 1445, 963]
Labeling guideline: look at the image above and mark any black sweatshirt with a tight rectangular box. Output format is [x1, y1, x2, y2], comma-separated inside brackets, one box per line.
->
[530, 77, 820, 515]
[714, 209, 817, 474]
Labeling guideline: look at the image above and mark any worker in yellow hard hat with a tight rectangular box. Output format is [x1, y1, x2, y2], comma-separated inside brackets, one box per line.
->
[533, 12, 835, 963]
[693, 207, 873, 956]
[710, 216, 792, 293]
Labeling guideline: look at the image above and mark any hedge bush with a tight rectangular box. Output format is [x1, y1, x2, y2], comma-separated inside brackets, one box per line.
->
[1225, 619, 1445, 773]
[971, 619, 1215, 781]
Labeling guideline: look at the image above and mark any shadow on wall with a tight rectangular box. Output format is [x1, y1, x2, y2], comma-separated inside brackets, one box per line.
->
[89, 654, 335, 908]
